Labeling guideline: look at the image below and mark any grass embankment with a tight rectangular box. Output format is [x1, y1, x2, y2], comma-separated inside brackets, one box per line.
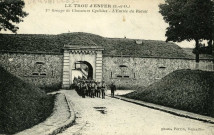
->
[0, 66, 55, 134]
[0, 32, 192, 58]
[40, 83, 62, 93]
[124, 69, 214, 117]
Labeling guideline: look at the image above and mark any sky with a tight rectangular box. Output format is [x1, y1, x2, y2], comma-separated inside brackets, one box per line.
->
[3, 0, 195, 48]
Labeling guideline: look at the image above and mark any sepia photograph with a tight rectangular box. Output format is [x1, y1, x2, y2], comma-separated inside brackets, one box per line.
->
[0, 0, 214, 134]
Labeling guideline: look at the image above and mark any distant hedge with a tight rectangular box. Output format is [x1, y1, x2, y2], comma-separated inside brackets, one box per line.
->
[124, 69, 214, 117]
[0, 66, 55, 134]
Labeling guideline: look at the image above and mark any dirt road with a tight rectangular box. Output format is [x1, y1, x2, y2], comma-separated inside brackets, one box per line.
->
[59, 90, 214, 135]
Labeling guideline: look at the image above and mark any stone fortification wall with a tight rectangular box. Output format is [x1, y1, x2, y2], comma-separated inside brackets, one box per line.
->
[0, 52, 212, 90]
[103, 56, 212, 89]
[0, 52, 63, 88]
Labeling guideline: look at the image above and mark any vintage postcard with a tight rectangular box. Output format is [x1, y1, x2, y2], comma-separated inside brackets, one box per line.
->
[0, 0, 214, 135]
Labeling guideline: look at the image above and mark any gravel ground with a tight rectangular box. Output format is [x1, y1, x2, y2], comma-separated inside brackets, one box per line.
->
[59, 90, 214, 135]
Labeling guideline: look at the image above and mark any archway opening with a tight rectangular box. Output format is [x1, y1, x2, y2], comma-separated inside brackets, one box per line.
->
[72, 61, 93, 81]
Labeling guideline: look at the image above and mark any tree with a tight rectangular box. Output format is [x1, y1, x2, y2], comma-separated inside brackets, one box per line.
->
[212, 0, 214, 60]
[208, 0, 214, 56]
[0, 0, 28, 33]
[159, 0, 213, 63]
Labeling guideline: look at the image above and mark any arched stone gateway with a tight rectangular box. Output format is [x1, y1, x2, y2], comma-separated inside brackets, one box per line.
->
[72, 61, 93, 80]
[62, 45, 104, 89]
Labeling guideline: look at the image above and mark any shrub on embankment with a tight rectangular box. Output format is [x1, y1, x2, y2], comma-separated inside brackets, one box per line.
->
[124, 69, 214, 117]
[0, 66, 55, 134]
[40, 82, 62, 93]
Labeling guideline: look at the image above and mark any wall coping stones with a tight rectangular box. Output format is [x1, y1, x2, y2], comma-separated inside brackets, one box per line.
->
[0, 50, 63, 55]
[0, 50, 212, 61]
[103, 54, 214, 61]
[63, 45, 104, 51]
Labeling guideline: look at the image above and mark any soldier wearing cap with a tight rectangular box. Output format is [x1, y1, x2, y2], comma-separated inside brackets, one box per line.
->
[97, 81, 102, 98]
[76, 80, 81, 95]
[81, 81, 88, 98]
[79, 80, 83, 96]
[94, 81, 98, 97]
[101, 81, 107, 99]
[110, 82, 116, 97]
[91, 80, 96, 98]
[87, 80, 92, 97]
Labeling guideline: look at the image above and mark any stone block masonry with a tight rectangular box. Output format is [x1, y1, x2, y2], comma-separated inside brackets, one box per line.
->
[95, 51, 103, 82]
[0, 52, 63, 88]
[0, 51, 212, 90]
[62, 45, 104, 89]
[62, 50, 70, 88]
[103, 56, 212, 89]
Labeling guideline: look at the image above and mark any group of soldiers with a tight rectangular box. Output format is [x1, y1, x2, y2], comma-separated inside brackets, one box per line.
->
[72, 77, 107, 99]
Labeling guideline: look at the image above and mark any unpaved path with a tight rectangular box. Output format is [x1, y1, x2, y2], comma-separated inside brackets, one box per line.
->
[59, 90, 214, 135]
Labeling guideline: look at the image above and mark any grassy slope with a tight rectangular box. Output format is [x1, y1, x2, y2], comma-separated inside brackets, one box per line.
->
[182, 48, 213, 59]
[0, 32, 193, 58]
[0, 66, 55, 134]
[103, 38, 189, 58]
[124, 69, 214, 117]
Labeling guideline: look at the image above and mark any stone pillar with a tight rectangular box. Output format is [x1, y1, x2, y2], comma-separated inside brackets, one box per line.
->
[95, 50, 103, 82]
[62, 50, 70, 89]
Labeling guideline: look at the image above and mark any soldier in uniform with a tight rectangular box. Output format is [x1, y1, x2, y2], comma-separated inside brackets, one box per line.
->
[74, 77, 79, 91]
[76, 80, 80, 95]
[101, 81, 107, 99]
[110, 82, 117, 97]
[91, 80, 96, 98]
[79, 80, 83, 96]
[87, 80, 92, 97]
[73, 77, 77, 87]
[95, 81, 98, 97]
[81, 81, 88, 98]
[97, 81, 102, 98]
